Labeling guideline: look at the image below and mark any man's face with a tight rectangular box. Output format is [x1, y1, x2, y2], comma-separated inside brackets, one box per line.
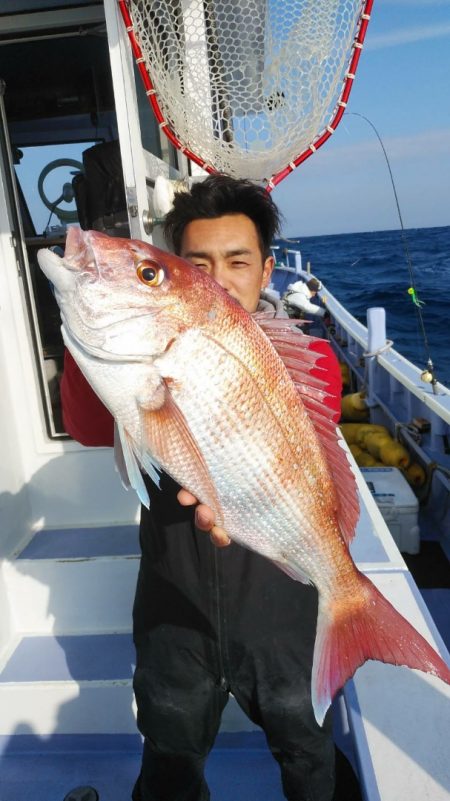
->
[179, 213, 274, 313]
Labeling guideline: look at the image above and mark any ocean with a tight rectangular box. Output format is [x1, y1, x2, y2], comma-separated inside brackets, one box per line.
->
[274, 225, 450, 388]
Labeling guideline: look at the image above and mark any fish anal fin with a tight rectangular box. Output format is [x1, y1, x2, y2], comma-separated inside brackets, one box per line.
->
[139, 383, 223, 523]
[273, 558, 313, 585]
[312, 572, 450, 725]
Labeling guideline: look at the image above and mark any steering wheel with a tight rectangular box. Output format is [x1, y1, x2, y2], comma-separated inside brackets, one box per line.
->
[37, 158, 83, 223]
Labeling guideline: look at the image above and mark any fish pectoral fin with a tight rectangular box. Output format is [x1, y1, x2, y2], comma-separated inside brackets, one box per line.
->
[138, 383, 223, 522]
[114, 422, 156, 508]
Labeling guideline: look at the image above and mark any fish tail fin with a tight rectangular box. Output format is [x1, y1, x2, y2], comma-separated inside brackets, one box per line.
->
[312, 572, 450, 725]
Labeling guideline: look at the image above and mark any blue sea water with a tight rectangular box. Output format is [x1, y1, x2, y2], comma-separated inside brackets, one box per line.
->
[274, 225, 450, 388]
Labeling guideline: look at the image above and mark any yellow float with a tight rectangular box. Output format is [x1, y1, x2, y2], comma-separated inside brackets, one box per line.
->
[363, 431, 410, 469]
[404, 462, 426, 488]
[339, 362, 351, 388]
[354, 451, 384, 468]
[340, 423, 412, 470]
[340, 423, 389, 445]
[349, 443, 364, 459]
[340, 392, 369, 422]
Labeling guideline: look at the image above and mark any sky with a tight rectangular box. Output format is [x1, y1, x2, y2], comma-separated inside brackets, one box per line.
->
[272, 0, 450, 236]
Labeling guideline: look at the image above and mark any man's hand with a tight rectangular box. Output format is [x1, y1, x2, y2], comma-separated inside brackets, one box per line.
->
[177, 489, 231, 547]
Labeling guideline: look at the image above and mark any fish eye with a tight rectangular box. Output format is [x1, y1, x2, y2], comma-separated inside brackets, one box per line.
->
[136, 259, 165, 287]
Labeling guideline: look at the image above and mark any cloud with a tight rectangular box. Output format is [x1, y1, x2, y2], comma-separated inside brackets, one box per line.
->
[300, 128, 450, 174]
[272, 126, 450, 236]
[367, 22, 450, 49]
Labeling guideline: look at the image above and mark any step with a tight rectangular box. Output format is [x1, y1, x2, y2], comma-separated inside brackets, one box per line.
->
[0, 633, 136, 736]
[15, 525, 140, 560]
[0, 732, 286, 801]
[2, 525, 140, 634]
[0, 730, 362, 801]
[0, 632, 263, 739]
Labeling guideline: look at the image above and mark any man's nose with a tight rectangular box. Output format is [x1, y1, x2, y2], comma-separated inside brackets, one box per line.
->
[210, 263, 230, 290]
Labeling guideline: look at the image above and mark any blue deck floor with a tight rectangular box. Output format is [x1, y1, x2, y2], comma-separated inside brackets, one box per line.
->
[0, 732, 286, 801]
[17, 525, 139, 560]
[0, 634, 135, 683]
[0, 732, 362, 801]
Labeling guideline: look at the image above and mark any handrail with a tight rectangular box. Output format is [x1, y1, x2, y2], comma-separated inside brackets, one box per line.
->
[294, 269, 450, 424]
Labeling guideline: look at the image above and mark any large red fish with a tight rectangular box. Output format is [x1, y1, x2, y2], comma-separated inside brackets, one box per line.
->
[38, 228, 450, 724]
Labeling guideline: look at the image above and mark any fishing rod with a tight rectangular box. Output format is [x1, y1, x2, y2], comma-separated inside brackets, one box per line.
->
[345, 112, 438, 393]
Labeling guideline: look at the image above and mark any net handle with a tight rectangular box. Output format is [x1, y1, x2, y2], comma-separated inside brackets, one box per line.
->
[118, 0, 374, 192]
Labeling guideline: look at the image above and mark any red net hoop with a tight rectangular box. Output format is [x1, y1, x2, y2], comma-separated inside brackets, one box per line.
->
[119, 0, 374, 191]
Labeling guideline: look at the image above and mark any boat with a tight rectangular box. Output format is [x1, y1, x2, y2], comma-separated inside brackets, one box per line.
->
[0, 2, 449, 801]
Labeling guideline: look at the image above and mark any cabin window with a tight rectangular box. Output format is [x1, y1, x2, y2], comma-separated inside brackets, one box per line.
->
[11, 142, 98, 438]
[15, 142, 96, 237]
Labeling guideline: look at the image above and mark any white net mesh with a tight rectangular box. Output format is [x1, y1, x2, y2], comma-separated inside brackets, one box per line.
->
[127, 0, 364, 182]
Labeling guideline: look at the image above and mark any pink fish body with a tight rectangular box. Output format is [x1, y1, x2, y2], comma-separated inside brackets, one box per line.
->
[38, 228, 450, 724]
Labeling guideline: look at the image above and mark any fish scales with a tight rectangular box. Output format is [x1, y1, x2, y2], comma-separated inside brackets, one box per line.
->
[157, 312, 338, 575]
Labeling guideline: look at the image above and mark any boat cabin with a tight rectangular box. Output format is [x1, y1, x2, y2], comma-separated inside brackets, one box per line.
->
[0, 3, 449, 800]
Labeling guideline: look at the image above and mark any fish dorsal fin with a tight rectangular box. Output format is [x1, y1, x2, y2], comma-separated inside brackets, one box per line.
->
[255, 316, 359, 546]
[139, 381, 224, 524]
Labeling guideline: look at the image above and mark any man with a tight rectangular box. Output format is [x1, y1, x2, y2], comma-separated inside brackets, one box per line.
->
[283, 277, 326, 320]
[61, 175, 342, 801]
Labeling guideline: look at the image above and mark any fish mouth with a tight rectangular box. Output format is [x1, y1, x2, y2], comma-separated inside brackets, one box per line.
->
[63, 227, 99, 275]
[37, 227, 98, 292]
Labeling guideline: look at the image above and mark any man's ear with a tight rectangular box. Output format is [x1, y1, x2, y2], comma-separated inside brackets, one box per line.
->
[262, 255, 274, 288]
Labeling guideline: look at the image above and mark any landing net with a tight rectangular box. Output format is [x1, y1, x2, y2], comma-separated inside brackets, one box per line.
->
[119, 0, 373, 189]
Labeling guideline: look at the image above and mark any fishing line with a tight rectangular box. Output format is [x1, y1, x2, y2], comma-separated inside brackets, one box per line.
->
[345, 112, 437, 390]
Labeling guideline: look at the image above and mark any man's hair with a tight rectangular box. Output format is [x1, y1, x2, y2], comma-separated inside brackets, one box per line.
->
[307, 278, 321, 292]
[163, 174, 282, 259]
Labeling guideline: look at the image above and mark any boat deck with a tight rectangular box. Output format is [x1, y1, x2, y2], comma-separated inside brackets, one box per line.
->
[0, 730, 361, 801]
[0, 525, 361, 801]
[0, 478, 449, 801]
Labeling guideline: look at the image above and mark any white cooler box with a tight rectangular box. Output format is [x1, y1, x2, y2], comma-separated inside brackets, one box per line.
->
[361, 467, 420, 554]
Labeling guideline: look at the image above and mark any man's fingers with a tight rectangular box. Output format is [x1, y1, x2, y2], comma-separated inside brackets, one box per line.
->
[177, 488, 197, 506]
[196, 505, 231, 545]
[196, 506, 231, 546]
[177, 491, 231, 548]
[195, 503, 215, 531]
[209, 526, 231, 548]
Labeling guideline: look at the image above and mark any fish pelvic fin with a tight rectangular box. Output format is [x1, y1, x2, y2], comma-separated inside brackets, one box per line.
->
[312, 572, 450, 726]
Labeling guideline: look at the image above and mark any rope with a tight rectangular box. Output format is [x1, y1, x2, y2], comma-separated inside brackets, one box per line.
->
[363, 340, 394, 358]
